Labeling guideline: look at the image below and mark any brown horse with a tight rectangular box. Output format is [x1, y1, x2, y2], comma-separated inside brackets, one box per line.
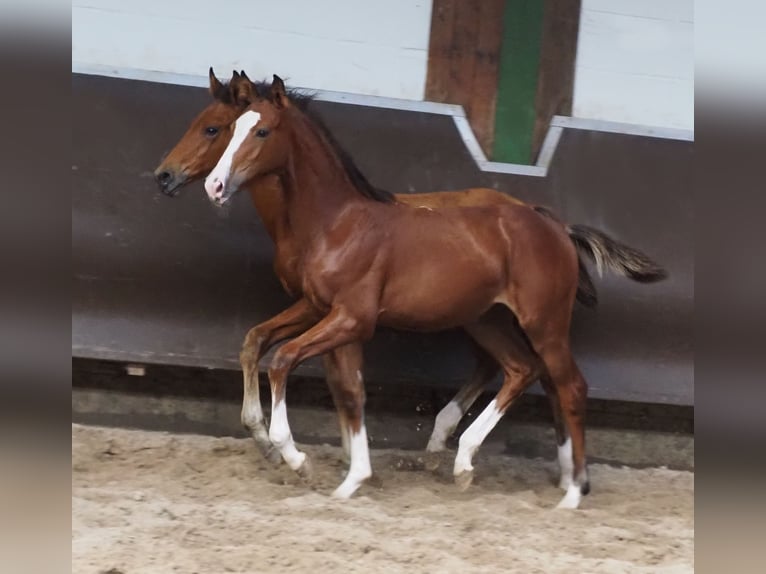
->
[203, 76, 666, 508]
[153, 70, 591, 475]
[155, 69, 665, 503]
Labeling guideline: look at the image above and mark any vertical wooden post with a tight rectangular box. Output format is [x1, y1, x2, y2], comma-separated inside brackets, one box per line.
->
[425, 0, 505, 155]
[532, 0, 581, 159]
[426, 0, 581, 165]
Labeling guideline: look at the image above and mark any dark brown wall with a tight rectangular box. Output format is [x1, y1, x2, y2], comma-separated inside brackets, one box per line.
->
[72, 74, 693, 405]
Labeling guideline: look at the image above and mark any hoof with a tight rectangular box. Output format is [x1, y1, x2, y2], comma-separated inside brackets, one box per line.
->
[249, 427, 282, 465]
[367, 473, 383, 489]
[555, 485, 582, 510]
[331, 484, 355, 500]
[424, 451, 442, 472]
[296, 455, 313, 483]
[265, 446, 283, 465]
[331, 475, 369, 499]
[454, 469, 474, 492]
[253, 437, 282, 465]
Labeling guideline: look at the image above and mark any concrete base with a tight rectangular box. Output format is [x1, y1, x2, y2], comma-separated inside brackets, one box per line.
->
[72, 359, 693, 471]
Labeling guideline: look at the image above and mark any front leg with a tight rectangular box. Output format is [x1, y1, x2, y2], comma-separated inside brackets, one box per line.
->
[267, 306, 373, 498]
[239, 298, 320, 462]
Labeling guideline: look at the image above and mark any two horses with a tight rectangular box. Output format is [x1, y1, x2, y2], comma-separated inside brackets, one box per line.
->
[155, 70, 666, 508]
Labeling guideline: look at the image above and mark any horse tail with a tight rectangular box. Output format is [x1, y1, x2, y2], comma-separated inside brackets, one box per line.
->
[532, 206, 599, 308]
[566, 224, 668, 283]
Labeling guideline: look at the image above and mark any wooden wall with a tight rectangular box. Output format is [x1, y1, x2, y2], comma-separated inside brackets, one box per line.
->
[573, 0, 693, 130]
[426, 0, 581, 163]
[73, 0, 433, 100]
[425, 0, 505, 155]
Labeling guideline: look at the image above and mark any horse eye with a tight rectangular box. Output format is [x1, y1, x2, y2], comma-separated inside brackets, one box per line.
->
[256, 128, 270, 138]
[204, 127, 219, 137]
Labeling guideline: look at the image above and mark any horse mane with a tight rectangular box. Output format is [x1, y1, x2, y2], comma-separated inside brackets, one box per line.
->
[252, 80, 396, 204]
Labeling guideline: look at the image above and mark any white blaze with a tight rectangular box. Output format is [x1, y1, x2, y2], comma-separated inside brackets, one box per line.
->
[204, 110, 261, 200]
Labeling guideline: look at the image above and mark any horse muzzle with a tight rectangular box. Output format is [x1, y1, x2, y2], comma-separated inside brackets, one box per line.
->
[153, 168, 188, 197]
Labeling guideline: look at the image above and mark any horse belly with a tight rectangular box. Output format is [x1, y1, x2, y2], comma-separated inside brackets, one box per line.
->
[378, 259, 499, 331]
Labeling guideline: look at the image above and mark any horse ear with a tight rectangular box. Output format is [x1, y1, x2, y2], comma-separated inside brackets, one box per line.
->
[271, 74, 290, 109]
[231, 74, 258, 107]
[208, 67, 228, 101]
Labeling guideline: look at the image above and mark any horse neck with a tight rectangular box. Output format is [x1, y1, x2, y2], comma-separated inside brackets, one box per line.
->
[278, 113, 366, 243]
[244, 174, 288, 242]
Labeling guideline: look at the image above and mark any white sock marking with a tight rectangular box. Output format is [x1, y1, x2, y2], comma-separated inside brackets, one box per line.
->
[557, 437, 574, 490]
[241, 390, 265, 427]
[332, 424, 372, 499]
[204, 110, 261, 200]
[453, 399, 504, 476]
[241, 390, 270, 444]
[556, 483, 582, 509]
[269, 399, 305, 470]
[426, 400, 462, 453]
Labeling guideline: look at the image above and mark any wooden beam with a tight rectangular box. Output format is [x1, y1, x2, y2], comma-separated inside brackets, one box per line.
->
[425, 0, 458, 103]
[532, 0, 581, 160]
[467, 0, 506, 153]
[425, 0, 505, 155]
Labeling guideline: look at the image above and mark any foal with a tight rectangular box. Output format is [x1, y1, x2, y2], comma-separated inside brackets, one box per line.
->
[205, 77, 598, 508]
[154, 69, 598, 477]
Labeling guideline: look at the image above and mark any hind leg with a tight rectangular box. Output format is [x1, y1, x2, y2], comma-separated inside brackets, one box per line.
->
[452, 314, 541, 489]
[540, 376, 574, 490]
[529, 340, 589, 509]
[425, 345, 499, 464]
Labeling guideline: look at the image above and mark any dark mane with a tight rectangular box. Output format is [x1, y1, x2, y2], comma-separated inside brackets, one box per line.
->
[252, 81, 316, 111]
[253, 80, 395, 204]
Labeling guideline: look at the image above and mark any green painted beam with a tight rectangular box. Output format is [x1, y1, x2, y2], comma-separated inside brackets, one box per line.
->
[492, 0, 545, 164]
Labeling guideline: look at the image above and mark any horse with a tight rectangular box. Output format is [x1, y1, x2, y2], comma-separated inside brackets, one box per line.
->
[203, 76, 667, 508]
[154, 69, 662, 488]
[153, 69, 598, 475]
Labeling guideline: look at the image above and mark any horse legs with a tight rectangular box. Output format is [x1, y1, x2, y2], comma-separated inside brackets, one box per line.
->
[322, 343, 366, 464]
[540, 375, 574, 490]
[425, 346, 498, 468]
[452, 316, 542, 490]
[425, 344, 572, 485]
[533, 343, 589, 509]
[518, 305, 589, 508]
[322, 353, 351, 462]
[266, 306, 372, 498]
[239, 298, 320, 462]
[319, 343, 368, 498]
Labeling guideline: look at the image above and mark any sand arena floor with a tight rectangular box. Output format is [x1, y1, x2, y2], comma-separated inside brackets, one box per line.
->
[72, 424, 693, 573]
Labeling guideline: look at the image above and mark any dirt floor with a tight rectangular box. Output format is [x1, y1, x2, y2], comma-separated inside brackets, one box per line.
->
[72, 424, 694, 574]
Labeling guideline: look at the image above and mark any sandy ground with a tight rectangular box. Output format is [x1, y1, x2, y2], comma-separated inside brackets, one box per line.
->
[72, 424, 693, 574]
